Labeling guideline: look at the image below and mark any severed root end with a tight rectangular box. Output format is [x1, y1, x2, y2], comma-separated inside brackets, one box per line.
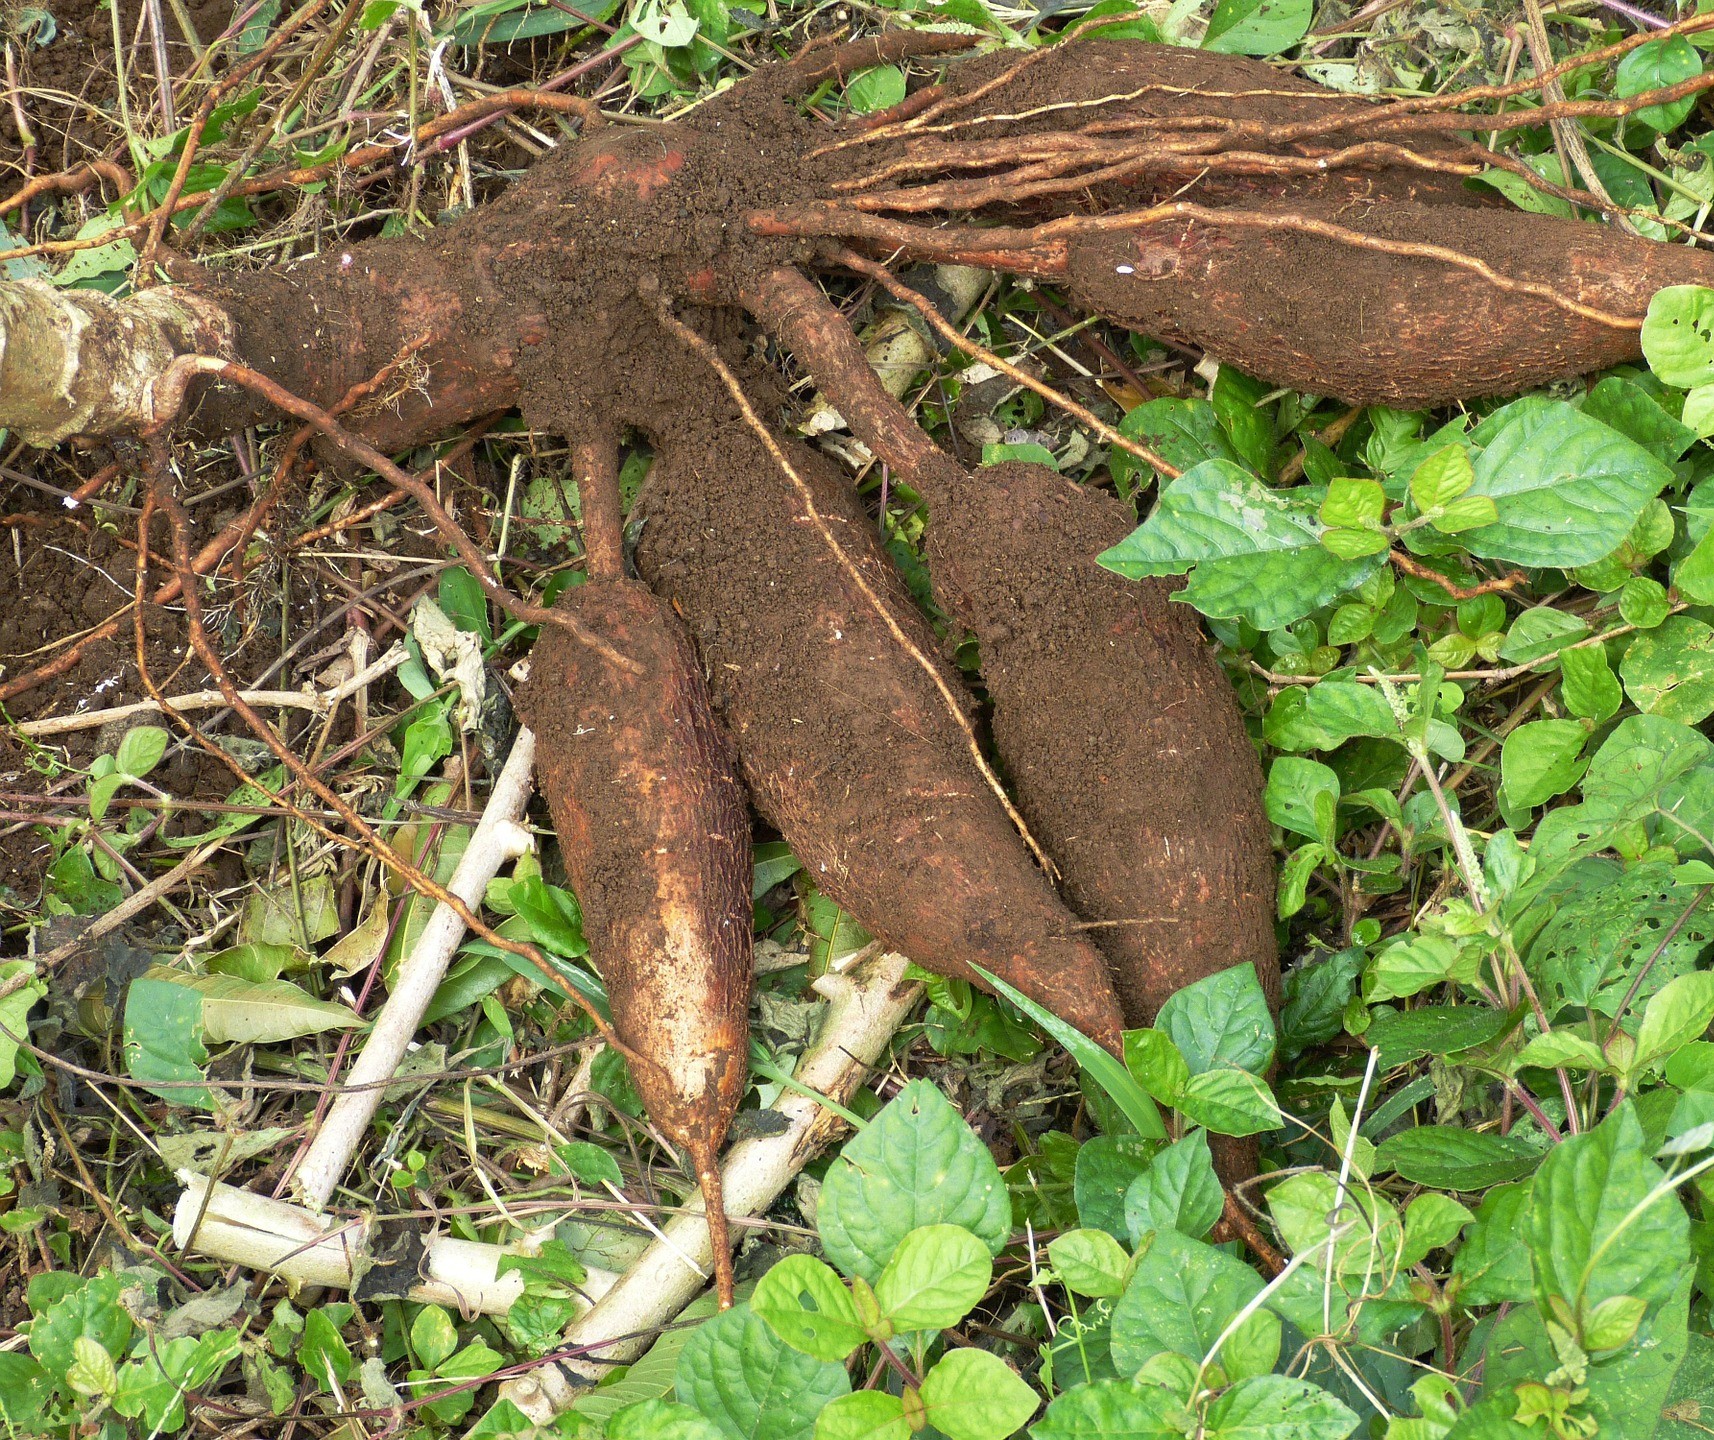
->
[691, 1141, 737, 1309]
[0, 279, 232, 445]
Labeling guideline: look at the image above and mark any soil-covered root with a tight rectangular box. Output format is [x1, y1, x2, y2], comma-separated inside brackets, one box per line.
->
[517, 577, 752, 1305]
[630, 405, 1129, 1054]
[1066, 196, 1714, 407]
[923, 461, 1278, 1025]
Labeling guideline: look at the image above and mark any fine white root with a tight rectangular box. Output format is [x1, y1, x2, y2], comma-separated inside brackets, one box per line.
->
[290, 727, 538, 1211]
[0, 279, 232, 445]
[500, 949, 922, 1422]
[172, 1172, 619, 1316]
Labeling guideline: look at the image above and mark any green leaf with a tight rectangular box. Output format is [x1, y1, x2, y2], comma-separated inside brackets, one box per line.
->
[1203, 0, 1311, 56]
[438, 566, 493, 641]
[1097, 461, 1380, 630]
[1155, 963, 1276, 1075]
[1318, 475, 1385, 531]
[509, 877, 588, 958]
[1526, 1103, 1689, 1321]
[1030, 1378, 1184, 1439]
[411, 1306, 458, 1372]
[1364, 1005, 1513, 1068]
[1075, 1135, 1159, 1240]
[1265, 757, 1339, 842]
[611, 1399, 730, 1440]
[299, 1309, 353, 1393]
[1451, 1183, 1535, 1305]
[1048, 1228, 1132, 1300]
[0, 962, 45, 1089]
[1176, 1067, 1283, 1137]
[1434, 495, 1500, 534]
[1635, 971, 1714, 1070]
[1584, 376, 1698, 464]
[1401, 1193, 1474, 1268]
[240, 875, 340, 948]
[1376, 1126, 1541, 1190]
[1561, 645, 1623, 723]
[1621, 616, 1714, 723]
[1112, 398, 1244, 493]
[675, 1305, 850, 1440]
[918, 1349, 1039, 1440]
[978, 967, 1166, 1141]
[1266, 1172, 1402, 1276]
[814, 1391, 908, 1440]
[816, 1080, 1012, 1282]
[1124, 1130, 1224, 1244]
[874, 1224, 992, 1330]
[114, 725, 169, 778]
[556, 1139, 625, 1190]
[1501, 719, 1589, 809]
[1461, 401, 1672, 569]
[846, 64, 906, 113]
[1202, 1375, 1359, 1439]
[122, 971, 213, 1110]
[1366, 933, 1481, 1004]
[1616, 35, 1704, 134]
[1409, 444, 1475, 512]
[1582, 1294, 1648, 1352]
[1124, 1028, 1190, 1106]
[1111, 1228, 1276, 1377]
[1623, 576, 1673, 632]
[1643, 286, 1714, 390]
[28, 1274, 134, 1383]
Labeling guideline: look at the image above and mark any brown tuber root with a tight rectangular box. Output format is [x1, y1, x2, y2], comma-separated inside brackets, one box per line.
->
[628, 347, 1129, 1053]
[746, 265, 1276, 1028]
[516, 433, 753, 1308]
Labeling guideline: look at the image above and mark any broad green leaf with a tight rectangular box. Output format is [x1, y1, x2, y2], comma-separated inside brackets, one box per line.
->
[675, 1305, 850, 1440]
[1265, 757, 1339, 842]
[1202, 1375, 1359, 1440]
[1048, 1228, 1132, 1300]
[1365, 933, 1482, 1003]
[1124, 1130, 1224, 1244]
[1643, 286, 1714, 390]
[1075, 1135, 1159, 1240]
[846, 64, 905, 113]
[1203, 0, 1312, 56]
[815, 1391, 908, 1440]
[874, 1224, 992, 1331]
[1401, 1193, 1474, 1268]
[1110, 1228, 1274, 1376]
[752, 1256, 866, 1362]
[1124, 1028, 1190, 1105]
[1409, 444, 1475, 512]
[1266, 1172, 1402, 1277]
[1501, 719, 1589, 809]
[1451, 1183, 1535, 1305]
[918, 1349, 1039, 1440]
[1155, 963, 1276, 1075]
[28, 1275, 135, 1381]
[611, 1400, 730, 1440]
[1526, 1103, 1689, 1320]
[1030, 1378, 1184, 1439]
[146, 967, 363, 1045]
[1561, 645, 1623, 723]
[1097, 461, 1380, 629]
[1364, 1006, 1513, 1068]
[1583, 377, 1698, 464]
[1177, 1067, 1283, 1137]
[240, 875, 340, 948]
[1112, 398, 1244, 493]
[122, 970, 214, 1110]
[1616, 36, 1704, 134]
[1635, 972, 1714, 1070]
[411, 1306, 458, 1372]
[816, 1080, 1011, 1282]
[1461, 401, 1672, 568]
[114, 725, 168, 778]
[299, 1309, 353, 1392]
[1621, 616, 1714, 723]
[1377, 1126, 1541, 1191]
[0, 961, 44, 1088]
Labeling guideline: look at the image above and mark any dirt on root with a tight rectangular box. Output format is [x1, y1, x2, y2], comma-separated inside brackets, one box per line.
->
[919, 461, 1278, 1025]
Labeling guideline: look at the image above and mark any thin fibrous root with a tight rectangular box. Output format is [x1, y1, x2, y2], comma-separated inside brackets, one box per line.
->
[647, 284, 1060, 878]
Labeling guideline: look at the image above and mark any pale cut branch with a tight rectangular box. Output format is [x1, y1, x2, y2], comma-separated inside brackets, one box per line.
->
[500, 949, 922, 1422]
[0, 280, 231, 445]
[290, 726, 537, 1210]
[172, 1171, 619, 1316]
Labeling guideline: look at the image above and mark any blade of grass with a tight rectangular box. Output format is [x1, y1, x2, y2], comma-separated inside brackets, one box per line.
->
[972, 964, 1167, 1140]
